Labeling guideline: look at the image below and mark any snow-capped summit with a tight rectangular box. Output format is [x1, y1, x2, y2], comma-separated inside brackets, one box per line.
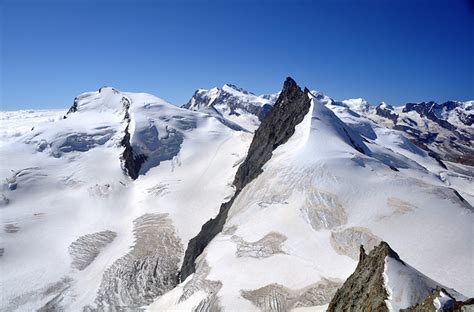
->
[184, 83, 277, 130]
[339, 97, 372, 113]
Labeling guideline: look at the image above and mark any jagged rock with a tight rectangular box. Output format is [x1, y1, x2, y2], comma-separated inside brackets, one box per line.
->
[376, 102, 399, 123]
[184, 84, 276, 122]
[179, 77, 312, 281]
[327, 242, 399, 312]
[328, 242, 470, 312]
[401, 287, 474, 312]
[403, 101, 457, 131]
[233, 77, 311, 191]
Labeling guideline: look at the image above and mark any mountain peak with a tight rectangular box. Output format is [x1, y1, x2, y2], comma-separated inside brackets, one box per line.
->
[328, 241, 468, 312]
[222, 83, 252, 95]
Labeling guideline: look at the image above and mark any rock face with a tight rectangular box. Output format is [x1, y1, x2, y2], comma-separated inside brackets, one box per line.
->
[402, 101, 459, 131]
[233, 77, 311, 191]
[401, 288, 474, 312]
[327, 242, 398, 312]
[376, 102, 399, 124]
[119, 96, 147, 180]
[184, 83, 276, 122]
[328, 241, 473, 312]
[179, 77, 312, 281]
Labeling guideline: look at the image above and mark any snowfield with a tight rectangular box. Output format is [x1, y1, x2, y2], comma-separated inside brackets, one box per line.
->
[0, 81, 472, 311]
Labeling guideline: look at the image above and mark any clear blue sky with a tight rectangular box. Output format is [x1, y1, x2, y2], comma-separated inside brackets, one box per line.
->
[1, 0, 473, 110]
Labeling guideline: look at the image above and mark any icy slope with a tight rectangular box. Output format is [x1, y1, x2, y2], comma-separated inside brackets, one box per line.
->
[157, 80, 473, 311]
[0, 87, 253, 310]
[184, 83, 277, 131]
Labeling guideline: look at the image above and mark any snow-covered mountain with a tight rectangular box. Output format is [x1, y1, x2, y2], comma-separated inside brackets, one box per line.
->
[0, 79, 472, 311]
[183, 84, 278, 131]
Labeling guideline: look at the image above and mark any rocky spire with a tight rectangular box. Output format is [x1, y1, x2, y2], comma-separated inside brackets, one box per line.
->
[179, 77, 312, 281]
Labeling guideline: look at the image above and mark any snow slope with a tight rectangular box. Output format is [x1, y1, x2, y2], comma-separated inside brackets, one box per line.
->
[1, 80, 472, 311]
[156, 88, 473, 311]
[0, 87, 253, 310]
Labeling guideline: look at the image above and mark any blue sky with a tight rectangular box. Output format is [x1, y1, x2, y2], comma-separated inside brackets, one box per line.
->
[1, 0, 473, 110]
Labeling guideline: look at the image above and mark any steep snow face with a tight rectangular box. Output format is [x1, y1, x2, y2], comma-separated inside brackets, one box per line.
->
[184, 84, 277, 131]
[383, 255, 466, 311]
[159, 89, 472, 311]
[0, 87, 253, 310]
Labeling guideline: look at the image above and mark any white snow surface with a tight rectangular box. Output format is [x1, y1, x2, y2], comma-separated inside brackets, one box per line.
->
[1, 86, 473, 311]
[157, 92, 472, 310]
[383, 255, 466, 311]
[0, 87, 253, 310]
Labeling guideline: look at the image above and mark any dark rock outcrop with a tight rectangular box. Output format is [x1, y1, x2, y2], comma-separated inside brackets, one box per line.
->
[401, 288, 474, 312]
[328, 241, 472, 312]
[179, 77, 312, 281]
[376, 103, 399, 124]
[184, 84, 276, 122]
[119, 96, 148, 180]
[233, 77, 311, 190]
[402, 101, 457, 131]
[327, 242, 401, 312]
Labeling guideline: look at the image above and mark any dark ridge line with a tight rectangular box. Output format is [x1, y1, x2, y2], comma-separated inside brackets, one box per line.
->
[178, 77, 312, 282]
[119, 96, 147, 180]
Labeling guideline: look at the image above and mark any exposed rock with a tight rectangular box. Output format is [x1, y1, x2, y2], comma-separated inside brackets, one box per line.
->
[241, 278, 342, 311]
[376, 102, 399, 124]
[65, 97, 79, 116]
[184, 84, 276, 122]
[327, 242, 398, 312]
[327, 241, 471, 311]
[400, 287, 474, 312]
[233, 77, 311, 191]
[120, 124, 147, 180]
[403, 101, 457, 131]
[68, 230, 117, 270]
[94, 213, 182, 309]
[120, 97, 147, 180]
[179, 77, 312, 281]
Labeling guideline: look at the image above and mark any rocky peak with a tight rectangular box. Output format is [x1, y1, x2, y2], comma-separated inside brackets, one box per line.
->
[222, 83, 252, 95]
[328, 241, 471, 312]
[179, 77, 312, 281]
[328, 241, 393, 312]
[183, 84, 277, 123]
[376, 102, 399, 123]
[233, 77, 311, 190]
